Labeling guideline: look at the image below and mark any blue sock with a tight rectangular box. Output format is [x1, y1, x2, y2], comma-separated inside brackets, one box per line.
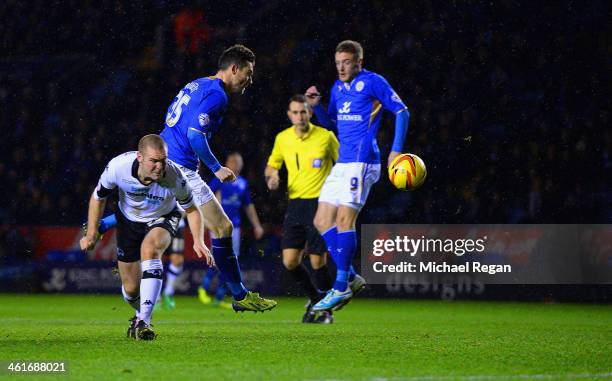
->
[334, 230, 357, 291]
[202, 267, 217, 292]
[99, 214, 117, 234]
[349, 265, 356, 282]
[321, 226, 338, 265]
[211, 237, 247, 300]
[215, 282, 227, 301]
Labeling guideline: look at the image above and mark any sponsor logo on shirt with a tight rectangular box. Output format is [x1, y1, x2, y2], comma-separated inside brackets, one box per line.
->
[337, 101, 363, 121]
[337, 114, 363, 121]
[338, 102, 351, 114]
[128, 187, 165, 202]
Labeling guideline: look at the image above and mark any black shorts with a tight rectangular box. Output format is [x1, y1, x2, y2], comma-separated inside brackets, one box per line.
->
[116, 209, 182, 262]
[164, 224, 185, 256]
[282, 198, 327, 255]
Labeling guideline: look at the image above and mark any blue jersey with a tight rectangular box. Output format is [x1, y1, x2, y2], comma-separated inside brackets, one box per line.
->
[208, 176, 252, 227]
[160, 77, 228, 171]
[327, 69, 407, 164]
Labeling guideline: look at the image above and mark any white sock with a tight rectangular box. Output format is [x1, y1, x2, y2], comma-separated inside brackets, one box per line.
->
[163, 263, 183, 296]
[137, 259, 163, 324]
[121, 285, 140, 312]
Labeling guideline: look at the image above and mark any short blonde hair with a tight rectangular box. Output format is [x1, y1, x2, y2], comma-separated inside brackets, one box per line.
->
[138, 134, 167, 154]
[336, 40, 363, 60]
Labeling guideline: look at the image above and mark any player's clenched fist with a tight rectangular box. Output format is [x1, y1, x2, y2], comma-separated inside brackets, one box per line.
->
[266, 174, 280, 190]
[305, 86, 321, 107]
[215, 166, 236, 182]
[80, 236, 97, 251]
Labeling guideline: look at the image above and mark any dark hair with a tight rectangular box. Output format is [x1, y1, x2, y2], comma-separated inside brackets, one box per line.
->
[218, 44, 256, 70]
[335, 40, 363, 60]
[288, 94, 308, 107]
[138, 134, 167, 153]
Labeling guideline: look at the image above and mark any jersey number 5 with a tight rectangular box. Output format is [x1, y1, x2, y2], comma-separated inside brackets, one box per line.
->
[166, 90, 191, 127]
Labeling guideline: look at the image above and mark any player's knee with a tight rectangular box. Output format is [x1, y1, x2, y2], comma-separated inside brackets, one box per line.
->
[141, 244, 164, 260]
[282, 255, 300, 270]
[313, 214, 331, 233]
[309, 254, 326, 270]
[218, 217, 233, 237]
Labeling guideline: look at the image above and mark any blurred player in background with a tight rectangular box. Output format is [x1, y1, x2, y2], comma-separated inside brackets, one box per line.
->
[80, 134, 212, 340]
[198, 152, 264, 308]
[157, 213, 186, 310]
[93, 44, 276, 313]
[305, 40, 410, 311]
[265, 95, 338, 323]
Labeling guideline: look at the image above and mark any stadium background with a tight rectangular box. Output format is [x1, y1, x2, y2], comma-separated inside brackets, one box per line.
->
[0, 1, 610, 300]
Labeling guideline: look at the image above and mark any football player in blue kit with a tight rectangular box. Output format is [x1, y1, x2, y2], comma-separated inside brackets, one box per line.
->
[305, 40, 411, 311]
[91, 45, 276, 313]
[198, 152, 265, 308]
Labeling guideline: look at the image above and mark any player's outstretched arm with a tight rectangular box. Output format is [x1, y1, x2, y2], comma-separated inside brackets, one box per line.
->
[387, 109, 410, 167]
[80, 193, 106, 251]
[185, 205, 213, 266]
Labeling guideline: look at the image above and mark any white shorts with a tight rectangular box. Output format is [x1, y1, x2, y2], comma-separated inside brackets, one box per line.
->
[318, 162, 381, 210]
[177, 165, 215, 206]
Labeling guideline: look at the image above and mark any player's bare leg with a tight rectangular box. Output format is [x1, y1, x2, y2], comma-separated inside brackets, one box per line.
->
[131, 227, 171, 340]
[313, 202, 338, 234]
[118, 261, 141, 337]
[118, 261, 141, 310]
[200, 197, 277, 312]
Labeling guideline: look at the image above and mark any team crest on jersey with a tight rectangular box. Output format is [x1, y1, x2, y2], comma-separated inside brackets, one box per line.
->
[312, 158, 322, 168]
[391, 92, 403, 103]
[356, 81, 365, 92]
[199, 113, 210, 126]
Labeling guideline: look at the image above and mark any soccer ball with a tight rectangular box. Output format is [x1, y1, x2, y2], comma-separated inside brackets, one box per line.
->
[388, 153, 427, 191]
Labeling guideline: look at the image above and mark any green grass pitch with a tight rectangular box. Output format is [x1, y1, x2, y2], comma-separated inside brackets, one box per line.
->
[0, 294, 610, 380]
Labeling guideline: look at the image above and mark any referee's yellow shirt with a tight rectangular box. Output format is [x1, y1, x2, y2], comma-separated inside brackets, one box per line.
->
[267, 123, 339, 199]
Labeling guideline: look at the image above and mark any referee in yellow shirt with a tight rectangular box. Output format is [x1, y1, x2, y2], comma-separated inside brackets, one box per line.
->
[265, 94, 339, 324]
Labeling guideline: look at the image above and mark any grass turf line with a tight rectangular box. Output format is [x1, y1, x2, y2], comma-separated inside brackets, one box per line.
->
[0, 294, 610, 381]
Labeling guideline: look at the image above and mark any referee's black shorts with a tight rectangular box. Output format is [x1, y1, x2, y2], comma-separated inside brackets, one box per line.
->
[281, 198, 327, 255]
